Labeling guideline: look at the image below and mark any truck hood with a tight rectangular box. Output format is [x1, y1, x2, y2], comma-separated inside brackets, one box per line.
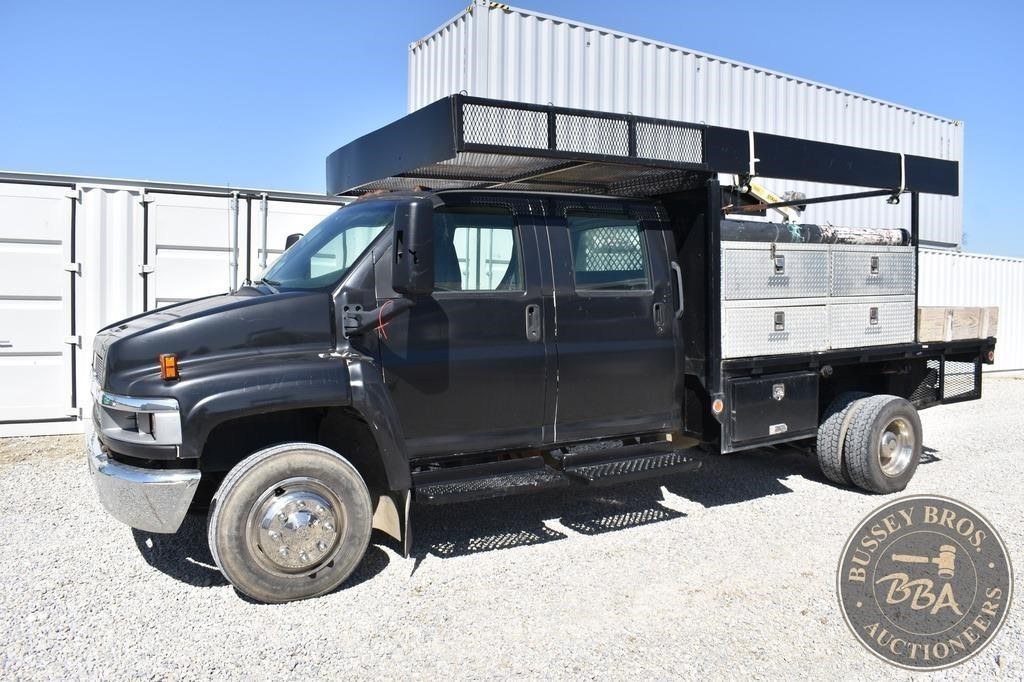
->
[94, 288, 335, 392]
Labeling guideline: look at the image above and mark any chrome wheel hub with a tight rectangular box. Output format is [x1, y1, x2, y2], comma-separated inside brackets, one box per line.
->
[247, 477, 344, 575]
[877, 417, 915, 477]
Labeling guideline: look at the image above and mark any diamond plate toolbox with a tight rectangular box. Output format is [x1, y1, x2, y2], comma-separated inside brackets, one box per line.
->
[830, 245, 915, 296]
[722, 302, 828, 358]
[722, 241, 830, 300]
[829, 296, 916, 348]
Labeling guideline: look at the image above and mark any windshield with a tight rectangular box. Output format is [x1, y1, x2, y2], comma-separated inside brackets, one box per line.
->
[260, 201, 394, 290]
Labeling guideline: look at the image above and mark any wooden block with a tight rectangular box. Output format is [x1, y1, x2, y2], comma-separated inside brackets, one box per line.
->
[982, 307, 999, 338]
[950, 307, 984, 340]
[917, 307, 951, 342]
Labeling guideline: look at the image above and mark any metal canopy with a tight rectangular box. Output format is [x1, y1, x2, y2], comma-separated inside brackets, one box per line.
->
[326, 95, 959, 198]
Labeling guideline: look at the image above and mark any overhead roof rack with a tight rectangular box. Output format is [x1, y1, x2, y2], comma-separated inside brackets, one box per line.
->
[326, 95, 959, 199]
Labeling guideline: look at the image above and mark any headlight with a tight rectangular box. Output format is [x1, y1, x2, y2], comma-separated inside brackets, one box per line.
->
[92, 383, 182, 446]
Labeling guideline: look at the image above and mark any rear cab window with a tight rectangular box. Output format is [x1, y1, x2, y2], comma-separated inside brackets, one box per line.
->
[566, 214, 651, 292]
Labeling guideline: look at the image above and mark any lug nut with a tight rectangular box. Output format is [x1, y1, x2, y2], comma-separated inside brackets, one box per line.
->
[278, 547, 289, 557]
[316, 541, 327, 552]
[299, 551, 309, 563]
[268, 530, 280, 541]
[297, 500, 306, 509]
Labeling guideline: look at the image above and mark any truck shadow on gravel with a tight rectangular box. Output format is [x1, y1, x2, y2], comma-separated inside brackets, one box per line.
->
[407, 443, 944, 562]
[132, 516, 391, 594]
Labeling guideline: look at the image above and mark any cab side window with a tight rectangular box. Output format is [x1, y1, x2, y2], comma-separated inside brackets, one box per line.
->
[434, 208, 523, 292]
[567, 214, 650, 291]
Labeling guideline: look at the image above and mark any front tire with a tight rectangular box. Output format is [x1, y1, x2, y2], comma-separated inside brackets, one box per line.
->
[208, 442, 373, 603]
[842, 395, 922, 494]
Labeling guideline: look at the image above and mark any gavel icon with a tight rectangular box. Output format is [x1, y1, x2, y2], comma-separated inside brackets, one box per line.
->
[892, 545, 957, 579]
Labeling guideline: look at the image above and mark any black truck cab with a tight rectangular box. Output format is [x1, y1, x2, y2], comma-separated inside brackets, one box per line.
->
[87, 97, 995, 603]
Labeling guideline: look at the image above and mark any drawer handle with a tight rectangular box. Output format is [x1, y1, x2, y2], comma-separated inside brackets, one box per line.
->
[869, 255, 880, 276]
[0, 340, 12, 348]
[869, 307, 879, 325]
[773, 311, 785, 331]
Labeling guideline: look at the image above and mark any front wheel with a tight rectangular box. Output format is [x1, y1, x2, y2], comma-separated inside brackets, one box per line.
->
[842, 395, 922, 494]
[208, 442, 373, 603]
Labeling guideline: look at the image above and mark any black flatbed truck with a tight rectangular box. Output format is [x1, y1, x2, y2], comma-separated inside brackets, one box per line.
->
[87, 96, 996, 602]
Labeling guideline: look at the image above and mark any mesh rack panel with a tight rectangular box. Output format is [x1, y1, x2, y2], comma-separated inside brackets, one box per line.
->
[910, 358, 981, 407]
[462, 104, 549, 149]
[941, 360, 981, 402]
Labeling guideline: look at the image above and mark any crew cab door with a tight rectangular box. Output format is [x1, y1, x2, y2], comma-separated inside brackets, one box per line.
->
[545, 200, 678, 441]
[379, 202, 551, 458]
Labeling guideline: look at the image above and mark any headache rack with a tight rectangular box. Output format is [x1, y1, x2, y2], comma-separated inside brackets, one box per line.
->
[326, 95, 984, 453]
[327, 94, 959, 199]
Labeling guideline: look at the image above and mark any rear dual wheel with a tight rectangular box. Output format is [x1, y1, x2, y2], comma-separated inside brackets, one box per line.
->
[208, 443, 373, 603]
[816, 394, 921, 494]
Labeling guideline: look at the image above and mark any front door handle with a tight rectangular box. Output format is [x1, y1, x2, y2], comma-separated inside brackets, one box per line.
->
[524, 304, 541, 342]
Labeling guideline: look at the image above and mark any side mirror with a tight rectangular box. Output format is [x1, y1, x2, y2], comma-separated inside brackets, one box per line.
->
[391, 198, 434, 297]
[285, 233, 303, 250]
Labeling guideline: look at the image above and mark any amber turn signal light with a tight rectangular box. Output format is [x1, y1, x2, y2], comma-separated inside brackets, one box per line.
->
[159, 354, 179, 380]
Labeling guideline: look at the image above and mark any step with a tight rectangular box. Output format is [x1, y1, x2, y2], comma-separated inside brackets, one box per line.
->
[412, 456, 570, 504]
[555, 441, 703, 485]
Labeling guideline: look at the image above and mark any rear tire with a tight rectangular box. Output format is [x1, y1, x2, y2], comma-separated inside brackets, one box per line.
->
[816, 391, 870, 485]
[843, 395, 922, 494]
[208, 442, 373, 603]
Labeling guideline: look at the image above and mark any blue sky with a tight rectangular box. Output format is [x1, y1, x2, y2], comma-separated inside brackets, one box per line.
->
[1, 1, 1021, 256]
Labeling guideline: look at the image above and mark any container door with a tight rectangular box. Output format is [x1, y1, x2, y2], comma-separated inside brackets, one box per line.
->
[0, 182, 76, 421]
[145, 192, 243, 309]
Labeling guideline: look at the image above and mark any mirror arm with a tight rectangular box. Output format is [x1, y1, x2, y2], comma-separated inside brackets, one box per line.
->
[341, 298, 415, 338]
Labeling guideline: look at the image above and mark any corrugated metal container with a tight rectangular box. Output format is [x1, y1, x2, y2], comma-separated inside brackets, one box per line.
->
[919, 249, 1024, 373]
[0, 172, 344, 436]
[409, 1, 964, 247]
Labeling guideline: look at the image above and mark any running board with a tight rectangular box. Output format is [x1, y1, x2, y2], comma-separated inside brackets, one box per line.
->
[412, 456, 570, 505]
[554, 441, 703, 485]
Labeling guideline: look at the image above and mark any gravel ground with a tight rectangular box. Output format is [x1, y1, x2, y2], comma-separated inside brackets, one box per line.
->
[1, 378, 1022, 680]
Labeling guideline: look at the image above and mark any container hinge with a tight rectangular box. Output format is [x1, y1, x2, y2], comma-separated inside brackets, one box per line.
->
[66, 406, 83, 418]
[139, 189, 154, 204]
[138, 264, 155, 275]
[64, 262, 81, 274]
[64, 188, 81, 202]
[64, 335, 82, 347]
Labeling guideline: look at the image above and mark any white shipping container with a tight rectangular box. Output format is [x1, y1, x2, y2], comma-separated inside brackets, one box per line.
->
[0, 173, 344, 436]
[919, 249, 1024, 373]
[409, 1, 964, 247]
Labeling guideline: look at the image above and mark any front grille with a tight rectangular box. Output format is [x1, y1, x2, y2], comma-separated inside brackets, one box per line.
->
[93, 349, 106, 384]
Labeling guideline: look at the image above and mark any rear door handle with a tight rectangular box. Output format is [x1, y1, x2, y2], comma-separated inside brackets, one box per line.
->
[653, 302, 666, 330]
[524, 304, 541, 342]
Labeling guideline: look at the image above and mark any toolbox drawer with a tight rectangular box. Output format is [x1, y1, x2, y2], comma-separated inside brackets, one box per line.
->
[722, 303, 828, 358]
[728, 371, 819, 445]
[830, 245, 915, 296]
[829, 297, 915, 349]
[722, 241, 829, 300]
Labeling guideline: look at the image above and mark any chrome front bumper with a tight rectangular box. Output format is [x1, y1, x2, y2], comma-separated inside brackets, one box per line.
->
[87, 432, 201, 534]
